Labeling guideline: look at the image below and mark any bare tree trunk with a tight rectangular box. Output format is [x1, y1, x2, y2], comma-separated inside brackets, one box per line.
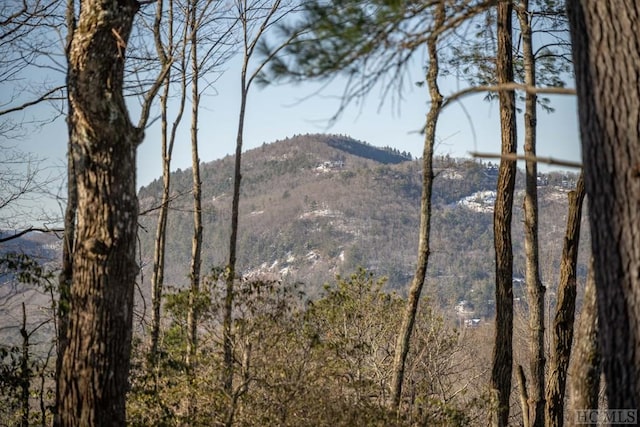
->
[221, 62, 248, 426]
[20, 302, 30, 427]
[224, 3, 288, 420]
[546, 174, 585, 426]
[149, 89, 170, 368]
[56, 0, 142, 424]
[566, 0, 640, 408]
[491, 1, 517, 425]
[390, 1, 443, 411]
[54, 0, 75, 421]
[516, 2, 545, 426]
[517, 365, 531, 427]
[186, 0, 203, 418]
[224, 77, 246, 396]
[569, 258, 600, 421]
[149, 0, 186, 374]
[223, 42, 251, 420]
[149, 0, 170, 372]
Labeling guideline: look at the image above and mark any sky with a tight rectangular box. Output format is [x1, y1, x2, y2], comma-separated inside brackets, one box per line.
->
[5, 25, 582, 230]
[128, 55, 582, 189]
[13, 52, 581, 192]
[0, 0, 584, 231]
[9, 75, 582, 231]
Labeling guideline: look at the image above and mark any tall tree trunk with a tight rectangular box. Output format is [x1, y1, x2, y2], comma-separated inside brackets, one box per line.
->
[149, 81, 170, 369]
[224, 3, 285, 418]
[517, 3, 545, 426]
[20, 303, 30, 427]
[55, 0, 75, 421]
[566, 0, 640, 408]
[517, 365, 531, 427]
[491, 1, 517, 425]
[545, 173, 585, 426]
[149, 0, 170, 372]
[186, 0, 203, 418]
[221, 71, 247, 427]
[390, 1, 443, 411]
[224, 50, 248, 405]
[569, 258, 600, 421]
[149, 0, 187, 374]
[57, 0, 142, 424]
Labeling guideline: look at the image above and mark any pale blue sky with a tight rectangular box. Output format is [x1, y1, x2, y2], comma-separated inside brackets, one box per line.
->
[129, 55, 581, 189]
[15, 53, 581, 194]
[6, 57, 581, 230]
[2, 1, 582, 229]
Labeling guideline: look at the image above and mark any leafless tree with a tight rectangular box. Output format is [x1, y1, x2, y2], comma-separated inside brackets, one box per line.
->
[0, 0, 66, 137]
[546, 173, 586, 426]
[224, 1, 301, 419]
[0, 146, 61, 232]
[55, 0, 167, 423]
[390, 0, 444, 410]
[147, 0, 187, 376]
[491, 1, 517, 425]
[516, 1, 543, 424]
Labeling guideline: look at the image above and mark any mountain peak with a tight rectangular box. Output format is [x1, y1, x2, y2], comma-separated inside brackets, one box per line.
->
[247, 133, 413, 165]
[137, 133, 587, 315]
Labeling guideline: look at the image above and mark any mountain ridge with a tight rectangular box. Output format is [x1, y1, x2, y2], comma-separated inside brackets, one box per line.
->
[137, 133, 589, 315]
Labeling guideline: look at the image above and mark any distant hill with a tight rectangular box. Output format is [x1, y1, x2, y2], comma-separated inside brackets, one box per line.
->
[137, 133, 589, 316]
[323, 136, 413, 163]
[0, 231, 61, 260]
[0, 231, 61, 348]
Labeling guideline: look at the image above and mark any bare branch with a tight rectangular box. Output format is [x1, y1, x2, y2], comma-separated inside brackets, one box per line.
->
[469, 151, 582, 169]
[442, 82, 575, 109]
[137, 59, 173, 130]
[0, 85, 65, 116]
[0, 226, 64, 243]
[138, 188, 192, 216]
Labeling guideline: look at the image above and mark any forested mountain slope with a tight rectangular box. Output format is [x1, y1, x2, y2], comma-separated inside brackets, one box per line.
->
[137, 133, 588, 316]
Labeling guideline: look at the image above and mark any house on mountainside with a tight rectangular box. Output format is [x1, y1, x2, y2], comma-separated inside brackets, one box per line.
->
[316, 160, 345, 172]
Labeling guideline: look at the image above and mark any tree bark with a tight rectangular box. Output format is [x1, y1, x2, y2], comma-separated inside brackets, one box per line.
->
[517, 365, 530, 427]
[569, 258, 600, 421]
[566, 0, 640, 409]
[516, 3, 545, 426]
[56, 0, 142, 424]
[55, 0, 75, 421]
[491, 1, 517, 425]
[149, 0, 171, 372]
[517, 4, 546, 427]
[224, 3, 286, 419]
[224, 78, 245, 398]
[186, 0, 203, 418]
[545, 173, 585, 427]
[389, 1, 443, 410]
[20, 302, 30, 427]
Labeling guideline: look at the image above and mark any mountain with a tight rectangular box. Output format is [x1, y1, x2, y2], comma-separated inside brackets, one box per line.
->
[0, 231, 61, 347]
[137, 133, 589, 316]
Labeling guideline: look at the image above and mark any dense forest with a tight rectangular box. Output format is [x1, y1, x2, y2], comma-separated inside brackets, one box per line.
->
[137, 133, 588, 316]
[1, 0, 639, 425]
[1, 134, 589, 425]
